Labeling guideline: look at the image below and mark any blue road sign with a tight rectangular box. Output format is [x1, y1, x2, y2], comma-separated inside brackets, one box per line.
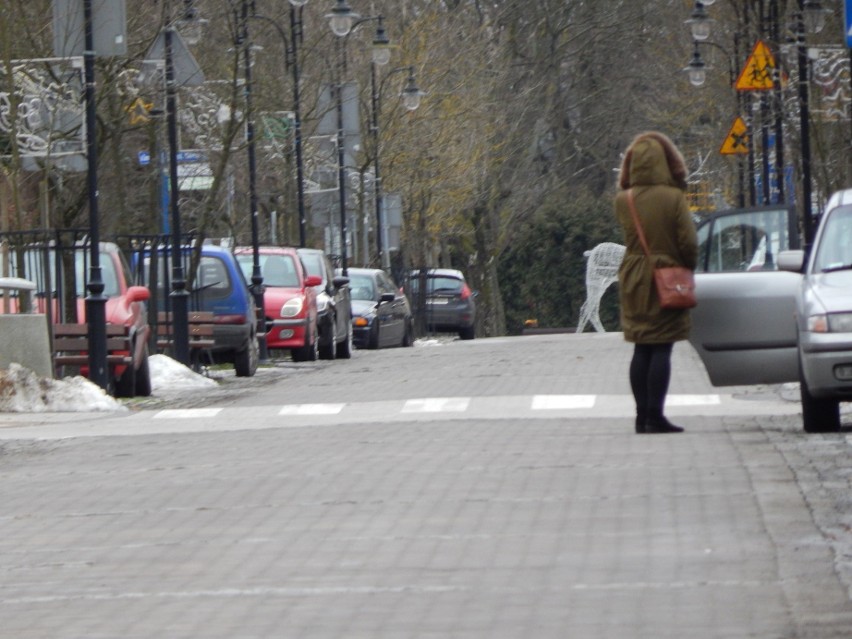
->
[847, 0, 852, 47]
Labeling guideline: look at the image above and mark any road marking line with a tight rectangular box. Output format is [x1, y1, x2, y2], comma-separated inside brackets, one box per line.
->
[153, 408, 223, 419]
[532, 395, 597, 410]
[278, 403, 345, 416]
[402, 397, 471, 413]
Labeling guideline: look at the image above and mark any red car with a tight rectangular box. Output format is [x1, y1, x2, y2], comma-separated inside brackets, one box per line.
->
[0, 241, 152, 397]
[235, 246, 321, 361]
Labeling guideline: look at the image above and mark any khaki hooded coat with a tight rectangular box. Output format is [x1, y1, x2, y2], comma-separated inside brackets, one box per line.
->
[614, 137, 698, 344]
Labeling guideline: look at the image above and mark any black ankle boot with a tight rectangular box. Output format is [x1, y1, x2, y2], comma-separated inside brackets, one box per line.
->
[635, 410, 647, 434]
[645, 416, 684, 434]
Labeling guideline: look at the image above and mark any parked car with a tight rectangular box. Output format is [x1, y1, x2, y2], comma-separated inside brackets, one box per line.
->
[234, 246, 321, 362]
[345, 267, 413, 349]
[689, 189, 852, 432]
[409, 268, 476, 340]
[134, 243, 259, 377]
[1, 240, 152, 397]
[297, 247, 353, 360]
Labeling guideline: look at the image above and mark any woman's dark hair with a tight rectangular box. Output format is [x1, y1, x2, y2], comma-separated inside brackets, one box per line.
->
[618, 131, 689, 191]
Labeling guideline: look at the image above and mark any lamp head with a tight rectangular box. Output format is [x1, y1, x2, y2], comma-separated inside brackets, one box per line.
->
[327, 0, 359, 37]
[372, 18, 391, 66]
[685, 1, 713, 41]
[402, 71, 423, 111]
[802, 0, 828, 34]
[684, 43, 706, 87]
[176, 2, 207, 45]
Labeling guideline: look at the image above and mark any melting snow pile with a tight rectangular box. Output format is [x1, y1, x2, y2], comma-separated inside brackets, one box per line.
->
[0, 355, 217, 413]
[0, 363, 125, 412]
[149, 354, 218, 392]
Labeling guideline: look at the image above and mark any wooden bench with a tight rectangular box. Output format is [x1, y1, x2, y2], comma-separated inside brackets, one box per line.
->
[155, 312, 216, 371]
[155, 311, 216, 350]
[52, 323, 132, 370]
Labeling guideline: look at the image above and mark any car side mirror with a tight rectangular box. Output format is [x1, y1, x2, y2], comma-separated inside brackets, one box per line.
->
[332, 275, 349, 289]
[379, 292, 395, 304]
[305, 275, 323, 287]
[778, 250, 805, 273]
[126, 285, 151, 303]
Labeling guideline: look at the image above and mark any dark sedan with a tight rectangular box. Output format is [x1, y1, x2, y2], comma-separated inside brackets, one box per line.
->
[345, 267, 414, 349]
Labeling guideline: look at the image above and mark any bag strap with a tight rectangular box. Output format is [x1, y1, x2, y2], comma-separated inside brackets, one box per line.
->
[626, 188, 652, 258]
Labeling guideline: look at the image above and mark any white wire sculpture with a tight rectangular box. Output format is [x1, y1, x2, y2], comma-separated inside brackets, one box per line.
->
[576, 242, 625, 333]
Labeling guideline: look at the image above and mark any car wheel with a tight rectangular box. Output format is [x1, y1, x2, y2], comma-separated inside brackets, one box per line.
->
[134, 348, 153, 397]
[799, 354, 840, 433]
[338, 321, 353, 359]
[459, 325, 475, 340]
[114, 361, 136, 398]
[234, 334, 259, 377]
[402, 319, 414, 347]
[319, 318, 336, 360]
[368, 323, 380, 350]
[292, 327, 318, 362]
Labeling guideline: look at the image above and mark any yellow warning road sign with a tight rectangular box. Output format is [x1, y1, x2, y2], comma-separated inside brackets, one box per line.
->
[735, 40, 779, 91]
[126, 97, 153, 125]
[720, 117, 749, 155]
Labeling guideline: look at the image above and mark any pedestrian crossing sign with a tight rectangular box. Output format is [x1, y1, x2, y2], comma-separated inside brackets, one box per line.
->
[735, 40, 783, 91]
[720, 117, 749, 155]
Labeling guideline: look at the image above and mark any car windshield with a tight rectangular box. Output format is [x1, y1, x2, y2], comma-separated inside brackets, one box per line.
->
[696, 207, 794, 272]
[813, 205, 852, 273]
[409, 275, 462, 295]
[9, 247, 121, 298]
[349, 274, 376, 301]
[237, 254, 299, 287]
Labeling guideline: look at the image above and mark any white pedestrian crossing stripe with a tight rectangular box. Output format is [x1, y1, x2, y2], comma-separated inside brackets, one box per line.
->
[402, 397, 471, 413]
[153, 408, 223, 419]
[151, 394, 729, 422]
[278, 403, 345, 416]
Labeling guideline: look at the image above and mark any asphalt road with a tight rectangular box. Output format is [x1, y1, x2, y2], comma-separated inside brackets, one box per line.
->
[1, 333, 852, 638]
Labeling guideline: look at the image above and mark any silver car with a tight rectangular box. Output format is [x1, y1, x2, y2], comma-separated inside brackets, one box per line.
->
[690, 189, 852, 432]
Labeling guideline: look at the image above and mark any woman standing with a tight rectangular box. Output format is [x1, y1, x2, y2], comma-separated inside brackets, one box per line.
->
[614, 132, 698, 434]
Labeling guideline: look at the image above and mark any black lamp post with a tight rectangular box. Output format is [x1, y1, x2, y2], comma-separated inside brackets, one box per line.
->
[82, 0, 108, 389]
[238, 0, 268, 361]
[795, 0, 827, 245]
[371, 65, 422, 269]
[684, 40, 747, 208]
[326, 6, 391, 275]
[251, 0, 311, 248]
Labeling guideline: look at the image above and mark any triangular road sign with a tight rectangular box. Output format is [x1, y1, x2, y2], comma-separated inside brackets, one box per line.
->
[144, 30, 205, 87]
[720, 117, 749, 155]
[735, 40, 779, 91]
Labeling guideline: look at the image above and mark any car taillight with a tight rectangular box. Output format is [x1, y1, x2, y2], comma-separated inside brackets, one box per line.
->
[460, 283, 472, 300]
[215, 314, 246, 325]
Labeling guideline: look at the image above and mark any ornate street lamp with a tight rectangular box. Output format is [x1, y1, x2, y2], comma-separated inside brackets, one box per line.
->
[328, 10, 390, 275]
[81, 0, 108, 388]
[684, 42, 707, 87]
[371, 65, 422, 269]
[802, 0, 828, 34]
[685, 1, 713, 41]
[238, 0, 268, 361]
[327, 0, 359, 37]
[250, 1, 312, 248]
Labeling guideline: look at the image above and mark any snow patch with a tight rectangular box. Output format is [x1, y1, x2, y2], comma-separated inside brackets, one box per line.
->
[149, 354, 218, 392]
[0, 363, 125, 413]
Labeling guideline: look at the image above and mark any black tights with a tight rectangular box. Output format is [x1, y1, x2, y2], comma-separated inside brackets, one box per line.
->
[629, 343, 674, 420]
